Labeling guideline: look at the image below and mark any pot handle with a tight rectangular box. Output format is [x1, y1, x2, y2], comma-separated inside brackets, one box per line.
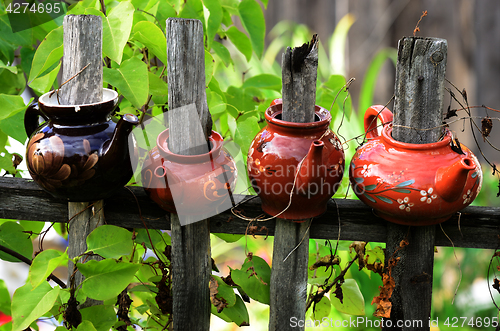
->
[24, 102, 48, 138]
[364, 105, 393, 139]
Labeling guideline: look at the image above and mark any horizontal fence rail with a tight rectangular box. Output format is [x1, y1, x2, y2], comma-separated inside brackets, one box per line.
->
[1, 177, 499, 249]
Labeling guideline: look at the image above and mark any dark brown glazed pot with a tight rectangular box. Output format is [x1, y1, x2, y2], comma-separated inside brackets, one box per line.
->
[247, 99, 345, 221]
[141, 130, 237, 218]
[24, 88, 139, 201]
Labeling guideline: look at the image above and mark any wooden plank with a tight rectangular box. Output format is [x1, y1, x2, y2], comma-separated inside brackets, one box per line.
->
[385, 37, 448, 331]
[165, 18, 211, 331]
[62, 15, 104, 308]
[269, 35, 318, 331]
[1, 177, 499, 249]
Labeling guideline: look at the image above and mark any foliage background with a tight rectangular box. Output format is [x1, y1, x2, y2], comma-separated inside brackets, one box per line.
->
[0, 0, 499, 330]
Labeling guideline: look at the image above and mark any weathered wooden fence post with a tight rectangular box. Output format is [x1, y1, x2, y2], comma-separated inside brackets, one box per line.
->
[166, 18, 212, 330]
[62, 15, 104, 307]
[384, 37, 447, 331]
[269, 36, 318, 331]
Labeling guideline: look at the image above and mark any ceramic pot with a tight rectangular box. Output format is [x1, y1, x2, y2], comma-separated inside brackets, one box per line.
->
[24, 88, 139, 201]
[142, 130, 237, 218]
[349, 105, 483, 225]
[247, 99, 345, 220]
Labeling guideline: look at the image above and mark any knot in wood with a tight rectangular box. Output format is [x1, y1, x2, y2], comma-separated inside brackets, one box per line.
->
[431, 51, 444, 64]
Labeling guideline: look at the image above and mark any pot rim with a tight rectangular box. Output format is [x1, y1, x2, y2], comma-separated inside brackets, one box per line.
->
[265, 102, 331, 130]
[39, 88, 118, 108]
[157, 129, 223, 164]
[381, 124, 452, 149]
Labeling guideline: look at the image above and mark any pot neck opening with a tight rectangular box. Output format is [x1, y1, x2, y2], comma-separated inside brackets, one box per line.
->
[382, 124, 452, 150]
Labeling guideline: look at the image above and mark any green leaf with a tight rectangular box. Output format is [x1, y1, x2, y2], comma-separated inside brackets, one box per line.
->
[234, 116, 261, 157]
[132, 21, 167, 65]
[103, 57, 149, 109]
[363, 193, 376, 203]
[364, 184, 376, 191]
[243, 74, 281, 92]
[213, 233, 243, 243]
[0, 100, 29, 144]
[77, 259, 140, 301]
[11, 282, 60, 331]
[0, 221, 33, 263]
[330, 279, 365, 315]
[0, 280, 11, 316]
[353, 177, 363, 183]
[205, 49, 215, 86]
[0, 60, 16, 74]
[0, 66, 25, 95]
[329, 14, 355, 76]
[311, 296, 331, 321]
[393, 188, 412, 194]
[208, 90, 226, 117]
[317, 74, 352, 119]
[359, 47, 397, 114]
[365, 246, 385, 265]
[29, 62, 60, 96]
[211, 294, 249, 326]
[203, 0, 222, 49]
[225, 26, 252, 62]
[29, 249, 68, 289]
[375, 195, 393, 204]
[0, 39, 15, 64]
[238, 0, 265, 58]
[212, 275, 236, 307]
[80, 305, 117, 331]
[76, 320, 97, 331]
[86, 1, 134, 64]
[396, 179, 415, 187]
[28, 26, 63, 83]
[230, 256, 270, 304]
[211, 42, 232, 67]
[259, 0, 268, 9]
[134, 229, 165, 250]
[0, 15, 32, 47]
[225, 86, 263, 115]
[179, 0, 205, 22]
[86, 225, 133, 259]
[148, 71, 168, 97]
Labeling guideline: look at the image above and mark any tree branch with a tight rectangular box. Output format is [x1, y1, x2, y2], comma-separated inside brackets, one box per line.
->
[0, 244, 67, 289]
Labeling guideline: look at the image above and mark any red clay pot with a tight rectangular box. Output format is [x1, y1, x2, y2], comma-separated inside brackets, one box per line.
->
[247, 99, 345, 221]
[349, 105, 483, 225]
[142, 130, 237, 218]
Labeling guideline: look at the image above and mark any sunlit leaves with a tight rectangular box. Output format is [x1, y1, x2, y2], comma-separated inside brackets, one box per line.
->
[77, 259, 140, 301]
[211, 42, 232, 67]
[243, 74, 281, 92]
[29, 249, 68, 289]
[86, 225, 134, 259]
[27, 26, 63, 83]
[0, 222, 33, 263]
[238, 0, 265, 59]
[330, 279, 365, 315]
[29, 63, 61, 96]
[230, 256, 270, 304]
[86, 1, 134, 64]
[103, 57, 148, 109]
[234, 116, 260, 157]
[11, 282, 60, 331]
[203, 0, 222, 49]
[225, 26, 252, 62]
[132, 21, 167, 65]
